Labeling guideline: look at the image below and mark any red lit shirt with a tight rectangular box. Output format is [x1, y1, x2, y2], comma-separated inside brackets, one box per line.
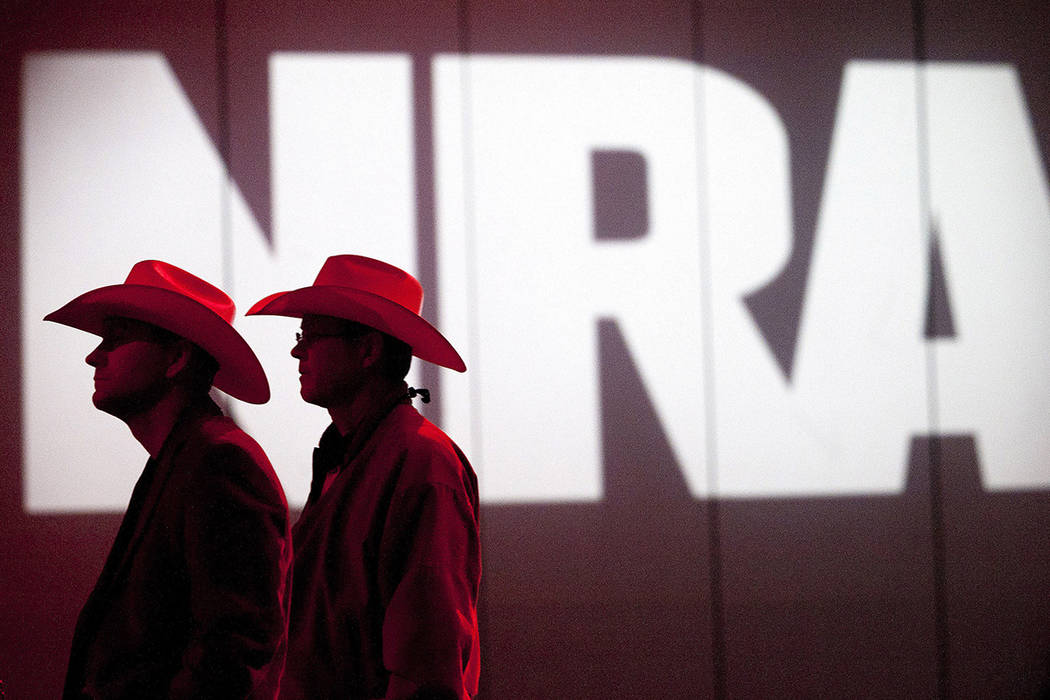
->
[281, 399, 481, 700]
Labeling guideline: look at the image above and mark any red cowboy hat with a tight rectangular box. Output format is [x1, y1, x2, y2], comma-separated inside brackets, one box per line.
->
[246, 254, 466, 372]
[44, 260, 270, 404]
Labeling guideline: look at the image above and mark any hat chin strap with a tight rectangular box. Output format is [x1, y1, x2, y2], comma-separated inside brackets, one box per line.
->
[406, 386, 430, 404]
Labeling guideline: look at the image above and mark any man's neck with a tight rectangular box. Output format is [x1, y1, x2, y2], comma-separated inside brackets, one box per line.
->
[328, 378, 405, 438]
[124, 390, 193, 458]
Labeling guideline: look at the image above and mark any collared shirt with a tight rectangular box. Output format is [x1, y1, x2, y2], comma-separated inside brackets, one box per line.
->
[281, 396, 481, 700]
[315, 390, 408, 500]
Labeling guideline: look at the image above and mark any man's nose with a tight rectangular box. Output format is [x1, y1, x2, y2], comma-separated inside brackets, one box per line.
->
[85, 342, 105, 367]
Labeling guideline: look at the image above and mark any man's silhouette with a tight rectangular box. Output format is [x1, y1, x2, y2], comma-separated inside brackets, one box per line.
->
[249, 254, 480, 700]
[47, 260, 291, 699]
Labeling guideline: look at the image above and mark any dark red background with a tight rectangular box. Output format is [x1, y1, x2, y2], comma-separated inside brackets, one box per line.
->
[3, 1, 1050, 697]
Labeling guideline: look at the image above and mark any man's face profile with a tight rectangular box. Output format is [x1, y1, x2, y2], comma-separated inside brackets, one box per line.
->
[85, 317, 173, 418]
[291, 314, 371, 408]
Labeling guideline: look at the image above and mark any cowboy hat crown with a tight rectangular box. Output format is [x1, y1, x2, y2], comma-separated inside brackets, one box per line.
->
[247, 255, 466, 372]
[44, 260, 270, 403]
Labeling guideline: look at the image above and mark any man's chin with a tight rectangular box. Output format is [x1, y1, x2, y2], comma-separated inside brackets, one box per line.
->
[299, 387, 326, 408]
[92, 391, 150, 419]
[92, 391, 123, 417]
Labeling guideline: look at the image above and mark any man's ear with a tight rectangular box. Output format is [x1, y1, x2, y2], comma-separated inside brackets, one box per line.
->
[164, 339, 194, 380]
[357, 331, 385, 370]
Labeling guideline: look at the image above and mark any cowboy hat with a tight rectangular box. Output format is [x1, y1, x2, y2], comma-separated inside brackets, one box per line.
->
[246, 255, 466, 372]
[44, 260, 270, 404]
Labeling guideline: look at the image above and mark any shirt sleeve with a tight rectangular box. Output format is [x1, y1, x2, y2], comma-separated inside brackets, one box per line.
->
[170, 442, 291, 700]
[379, 475, 481, 700]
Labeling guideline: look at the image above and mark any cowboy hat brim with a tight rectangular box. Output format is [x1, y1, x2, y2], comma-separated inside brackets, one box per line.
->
[247, 286, 466, 372]
[45, 284, 270, 404]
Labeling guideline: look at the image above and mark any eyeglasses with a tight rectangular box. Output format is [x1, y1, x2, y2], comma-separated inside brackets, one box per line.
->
[294, 331, 350, 345]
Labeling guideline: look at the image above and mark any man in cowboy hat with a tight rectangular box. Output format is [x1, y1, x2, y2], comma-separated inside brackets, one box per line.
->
[248, 254, 480, 700]
[46, 260, 292, 699]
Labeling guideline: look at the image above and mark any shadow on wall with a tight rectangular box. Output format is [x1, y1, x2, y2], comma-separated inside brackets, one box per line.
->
[475, 320, 1050, 699]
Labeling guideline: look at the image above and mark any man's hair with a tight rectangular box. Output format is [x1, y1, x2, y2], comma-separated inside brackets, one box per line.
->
[342, 320, 413, 381]
[378, 334, 413, 381]
[138, 321, 219, 396]
[177, 342, 221, 396]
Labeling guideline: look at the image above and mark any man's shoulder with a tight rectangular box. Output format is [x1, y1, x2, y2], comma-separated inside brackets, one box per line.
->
[193, 411, 262, 447]
[380, 405, 474, 487]
[173, 412, 282, 491]
[384, 405, 465, 457]
[178, 412, 265, 460]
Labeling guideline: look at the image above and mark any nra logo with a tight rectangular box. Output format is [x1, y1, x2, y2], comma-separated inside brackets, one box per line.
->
[20, 52, 1050, 511]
